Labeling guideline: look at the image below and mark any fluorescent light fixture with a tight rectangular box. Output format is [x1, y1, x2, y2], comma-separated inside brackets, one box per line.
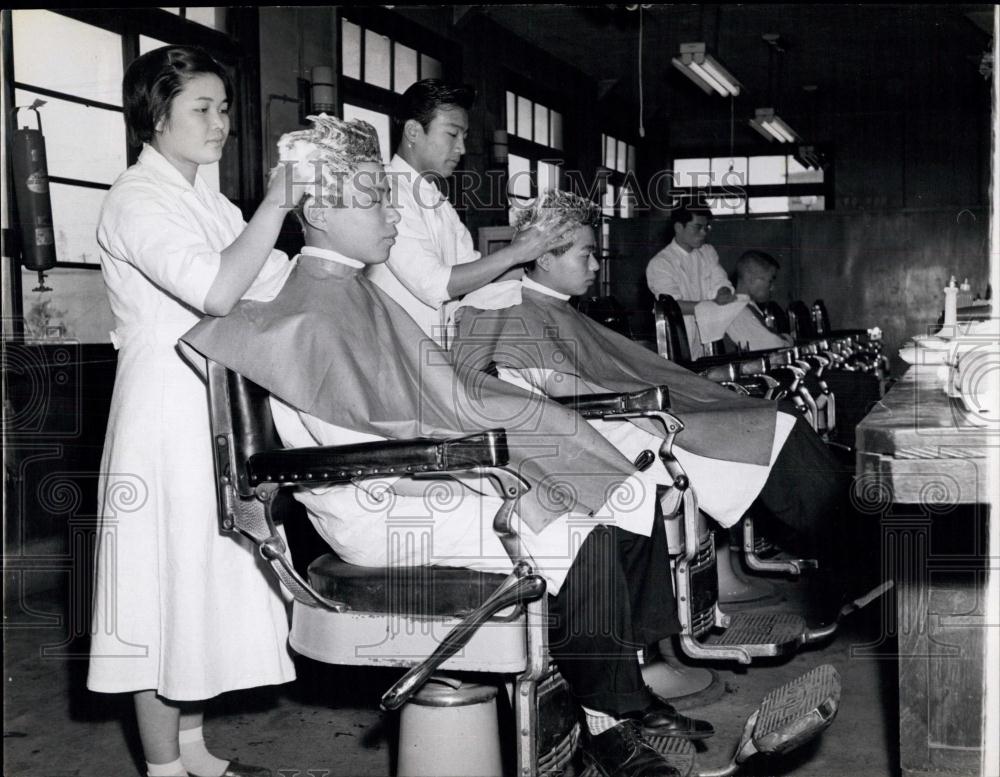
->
[671, 42, 741, 97]
[749, 108, 801, 143]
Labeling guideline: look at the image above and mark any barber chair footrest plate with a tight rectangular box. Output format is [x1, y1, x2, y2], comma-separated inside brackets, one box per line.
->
[702, 612, 807, 657]
[752, 664, 841, 755]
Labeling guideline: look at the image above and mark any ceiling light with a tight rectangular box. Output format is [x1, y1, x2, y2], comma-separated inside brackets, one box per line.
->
[671, 42, 741, 97]
[749, 108, 801, 143]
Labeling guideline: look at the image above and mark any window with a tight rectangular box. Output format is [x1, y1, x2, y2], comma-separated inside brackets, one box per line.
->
[505, 90, 564, 203]
[158, 7, 227, 31]
[338, 13, 449, 167]
[672, 153, 829, 215]
[600, 133, 637, 218]
[9, 9, 236, 268]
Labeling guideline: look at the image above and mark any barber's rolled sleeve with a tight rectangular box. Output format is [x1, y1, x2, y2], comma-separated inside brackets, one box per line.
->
[101, 193, 222, 312]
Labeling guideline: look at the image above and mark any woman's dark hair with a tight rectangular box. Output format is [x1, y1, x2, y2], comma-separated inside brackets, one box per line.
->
[393, 78, 476, 134]
[123, 45, 233, 147]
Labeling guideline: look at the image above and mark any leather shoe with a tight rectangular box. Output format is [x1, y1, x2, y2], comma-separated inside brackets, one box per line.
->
[188, 762, 272, 777]
[628, 691, 714, 740]
[583, 720, 681, 777]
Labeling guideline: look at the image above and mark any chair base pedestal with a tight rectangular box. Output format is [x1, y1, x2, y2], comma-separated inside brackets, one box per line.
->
[397, 680, 503, 777]
[642, 658, 725, 711]
[716, 541, 782, 607]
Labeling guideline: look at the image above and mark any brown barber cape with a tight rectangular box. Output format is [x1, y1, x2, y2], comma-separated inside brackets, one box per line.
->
[181, 255, 638, 532]
[452, 286, 778, 466]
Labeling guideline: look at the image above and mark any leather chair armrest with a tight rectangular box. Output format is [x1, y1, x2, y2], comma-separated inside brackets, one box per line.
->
[553, 385, 670, 418]
[247, 430, 509, 487]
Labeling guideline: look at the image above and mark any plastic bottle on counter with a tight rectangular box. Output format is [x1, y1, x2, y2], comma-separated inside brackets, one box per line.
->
[958, 278, 973, 309]
[943, 275, 958, 328]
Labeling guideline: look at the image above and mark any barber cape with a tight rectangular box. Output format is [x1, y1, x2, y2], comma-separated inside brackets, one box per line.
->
[452, 280, 778, 466]
[181, 252, 639, 532]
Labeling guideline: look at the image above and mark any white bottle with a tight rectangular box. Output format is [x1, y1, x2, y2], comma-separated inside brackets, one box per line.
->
[943, 275, 958, 328]
[958, 278, 973, 309]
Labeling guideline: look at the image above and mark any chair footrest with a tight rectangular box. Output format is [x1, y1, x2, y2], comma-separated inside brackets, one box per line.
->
[703, 612, 807, 653]
[753, 664, 841, 754]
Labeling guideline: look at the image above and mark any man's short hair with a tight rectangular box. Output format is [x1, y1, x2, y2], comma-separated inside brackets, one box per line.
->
[393, 79, 476, 133]
[735, 250, 781, 280]
[512, 190, 599, 258]
[669, 199, 714, 229]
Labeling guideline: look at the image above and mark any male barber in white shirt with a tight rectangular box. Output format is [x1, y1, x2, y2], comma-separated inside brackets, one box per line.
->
[645, 202, 737, 358]
[367, 79, 571, 346]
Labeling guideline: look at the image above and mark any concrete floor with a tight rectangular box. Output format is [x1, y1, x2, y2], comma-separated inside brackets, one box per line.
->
[3, 575, 899, 777]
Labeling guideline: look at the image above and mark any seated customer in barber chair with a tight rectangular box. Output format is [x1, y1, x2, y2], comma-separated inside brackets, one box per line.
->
[182, 115, 712, 777]
[451, 191, 848, 580]
[723, 250, 795, 352]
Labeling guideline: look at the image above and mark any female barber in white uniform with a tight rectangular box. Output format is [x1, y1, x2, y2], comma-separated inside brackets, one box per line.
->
[89, 45, 296, 777]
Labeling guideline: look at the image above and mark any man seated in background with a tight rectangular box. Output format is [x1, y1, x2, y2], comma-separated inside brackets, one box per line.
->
[182, 115, 712, 777]
[453, 190, 847, 575]
[645, 201, 743, 358]
[724, 250, 795, 352]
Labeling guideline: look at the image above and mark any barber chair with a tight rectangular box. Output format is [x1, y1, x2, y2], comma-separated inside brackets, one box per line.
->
[207, 360, 856, 776]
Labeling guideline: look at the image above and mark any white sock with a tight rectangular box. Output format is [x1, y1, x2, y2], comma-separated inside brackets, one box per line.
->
[147, 758, 187, 777]
[582, 706, 623, 735]
[178, 726, 229, 777]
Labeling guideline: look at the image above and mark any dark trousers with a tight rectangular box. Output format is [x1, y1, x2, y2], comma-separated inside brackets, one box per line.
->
[548, 515, 679, 716]
[749, 415, 855, 571]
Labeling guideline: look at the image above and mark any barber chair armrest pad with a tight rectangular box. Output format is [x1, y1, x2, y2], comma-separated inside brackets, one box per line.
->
[247, 430, 509, 487]
[554, 386, 670, 417]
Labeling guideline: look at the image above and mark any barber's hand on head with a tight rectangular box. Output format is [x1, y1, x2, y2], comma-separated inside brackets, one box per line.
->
[714, 287, 736, 305]
[509, 223, 578, 265]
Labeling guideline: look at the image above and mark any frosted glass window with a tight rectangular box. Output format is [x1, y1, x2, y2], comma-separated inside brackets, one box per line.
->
[789, 194, 825, 211]
[550, 111, 563, 151]
[506, 91, 516, 135]
[672, 158, 710, 189]
[748, 196, 790, 214]
[533, 105, 548, 146]
[786, 155, 824, 184]
[343, 104, 391, 162]
[708, 195, 746, 216]
[139, 35, 168, 55]
[748, 155, 786, 185]
[49, 183, 106, 265]
[710, 157, 747, 187]
[15, 89, 126, 185]
[393, 43, 418, 94]
[619, 186, 635, 218]
[626, 145, 636, 174]
[341, 20, 361, 80]
[420, 54, 442, 80]
[364, 30, 391, 89]
[516, 96, 532, 139]
[616, 140, 627, 173]
[602, 183, 615, 217]
[604, 135, 615, 169]
[159, 8, 180, 14]
[12, 10, 123, 105]
[185, 7, 225, 30]
[538, 161, 559, 194]
[507, 154, 531, 199]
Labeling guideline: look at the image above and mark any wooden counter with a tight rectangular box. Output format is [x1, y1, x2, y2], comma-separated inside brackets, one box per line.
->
[856, 365, 992, 777]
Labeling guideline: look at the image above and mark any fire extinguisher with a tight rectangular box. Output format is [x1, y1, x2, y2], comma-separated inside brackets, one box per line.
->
[11, 100, 55, 291]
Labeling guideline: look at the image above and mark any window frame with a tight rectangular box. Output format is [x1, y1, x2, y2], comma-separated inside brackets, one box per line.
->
[4, 8, 257, 271]
[600, 131, 638, 220]
[503, 71, 568, 204]
[670, 145, 834, 216]
[337, 7, 458, 158]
